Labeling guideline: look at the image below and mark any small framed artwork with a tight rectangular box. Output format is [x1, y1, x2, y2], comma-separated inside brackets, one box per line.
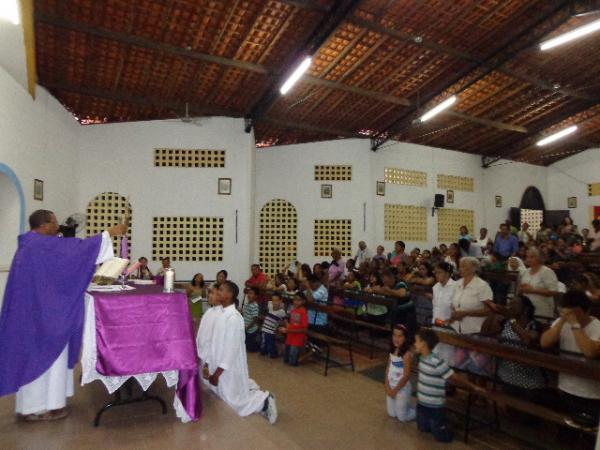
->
[376, 181, 385, 196]
[568, 196, 577, 208]
[446, 189, 454, 204]
[33, 179, 43, 201]
[218, 178, 231, 195]
[495, 195, 502, 208]
[321, 184, 332, 199]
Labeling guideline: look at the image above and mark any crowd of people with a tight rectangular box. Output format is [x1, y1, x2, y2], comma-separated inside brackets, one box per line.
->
[125, 217, 600, 442]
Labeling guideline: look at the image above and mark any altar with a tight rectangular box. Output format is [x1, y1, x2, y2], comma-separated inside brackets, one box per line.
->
[82, 284, 201, 425]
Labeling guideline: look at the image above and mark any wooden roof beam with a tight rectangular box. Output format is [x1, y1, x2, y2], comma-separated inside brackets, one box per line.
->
[348, 14, 597, 102]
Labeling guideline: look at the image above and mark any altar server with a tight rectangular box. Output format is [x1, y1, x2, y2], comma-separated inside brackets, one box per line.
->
[0, 209, 127, 421]
[207, 281, 278, 424]
[196, 287, 222, 387]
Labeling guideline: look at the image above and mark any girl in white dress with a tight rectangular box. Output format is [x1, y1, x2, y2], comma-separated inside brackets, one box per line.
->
[385, 325, 416, 422]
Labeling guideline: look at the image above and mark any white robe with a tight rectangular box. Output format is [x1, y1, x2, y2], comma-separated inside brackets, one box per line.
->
[209, 304, 268, 416]
[15, 231, 114, 414]
[196, 305, 222, 388]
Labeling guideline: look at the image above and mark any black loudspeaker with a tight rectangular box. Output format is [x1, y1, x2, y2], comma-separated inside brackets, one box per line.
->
[434, 194, 445, 208]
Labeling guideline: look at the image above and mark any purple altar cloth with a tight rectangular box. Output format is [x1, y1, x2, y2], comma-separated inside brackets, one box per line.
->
[92, 285, 201, 421]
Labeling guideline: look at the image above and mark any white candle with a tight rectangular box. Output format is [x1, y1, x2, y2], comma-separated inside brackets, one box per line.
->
[164, 268, 175, 293]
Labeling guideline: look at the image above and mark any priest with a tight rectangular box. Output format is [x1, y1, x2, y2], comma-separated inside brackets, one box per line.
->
[0, 209, 127, 421]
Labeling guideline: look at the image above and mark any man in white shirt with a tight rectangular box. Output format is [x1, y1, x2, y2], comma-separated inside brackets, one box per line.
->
[541, 290, 600, 425]
[354, 241, 373, 266]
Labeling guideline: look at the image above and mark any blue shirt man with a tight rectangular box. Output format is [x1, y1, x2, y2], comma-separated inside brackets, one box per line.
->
[494, 224, 519, 258]
[306, 278, 328, 327]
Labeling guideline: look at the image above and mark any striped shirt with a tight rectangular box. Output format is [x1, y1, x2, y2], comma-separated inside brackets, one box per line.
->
[243, 302, 259, 334]
[261, 306, 287, 334]
[417, 352, 454, 408]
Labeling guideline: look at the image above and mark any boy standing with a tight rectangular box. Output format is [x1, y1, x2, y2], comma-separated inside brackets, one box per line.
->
[243, 287, 260, 352]
[207, 281, 278, 424]
[260, 294, 287, 358]
[414, 328, 482, 443]
[279, 292, 308, 366]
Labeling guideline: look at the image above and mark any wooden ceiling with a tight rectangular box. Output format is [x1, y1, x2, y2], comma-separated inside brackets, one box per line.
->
[34, 0, 600, 165]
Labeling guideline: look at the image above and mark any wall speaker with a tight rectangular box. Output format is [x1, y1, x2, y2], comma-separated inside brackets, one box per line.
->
[434, 194, 445, 208]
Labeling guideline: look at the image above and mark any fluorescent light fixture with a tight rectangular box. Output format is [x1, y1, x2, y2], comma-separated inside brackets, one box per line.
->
[0, 0, 19, 25]
[536, 125, 578, 146]
[540, 18, 600, 50]
[419, 96, 457, 122]
[280, 57, 312, 95]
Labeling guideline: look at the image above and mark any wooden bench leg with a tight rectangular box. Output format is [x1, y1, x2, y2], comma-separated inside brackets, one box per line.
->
[349, 341, 355, 372]
[464, 392, 473, 444]
[369, 329, 375, 360]
[324, 344, 330, 376]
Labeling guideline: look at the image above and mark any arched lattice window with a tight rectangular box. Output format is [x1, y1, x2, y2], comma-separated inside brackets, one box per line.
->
[87, 192, 132, 254]
[259, 199, 297, 277]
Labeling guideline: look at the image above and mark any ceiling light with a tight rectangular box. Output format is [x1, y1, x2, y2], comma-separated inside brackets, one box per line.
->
[419, 96, 457, 122]
[540, 18, 600, 50]
[280, 57, 312, 95]
[536, 125, 578, 146]
[0, 0, 19, 25]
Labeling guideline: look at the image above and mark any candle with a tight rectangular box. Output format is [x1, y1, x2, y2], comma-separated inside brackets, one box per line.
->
[163, 268, 175, 293]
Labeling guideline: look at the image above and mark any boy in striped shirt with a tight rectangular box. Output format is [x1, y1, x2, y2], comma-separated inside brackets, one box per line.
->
[243, 287, 260, 352]
[260, 293, 287, 358]
[414, 328, 482, 443]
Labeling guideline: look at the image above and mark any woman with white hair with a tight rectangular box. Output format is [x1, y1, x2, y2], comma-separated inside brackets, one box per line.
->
[449, 257, 493, 334]
[519, 247, 559, 319]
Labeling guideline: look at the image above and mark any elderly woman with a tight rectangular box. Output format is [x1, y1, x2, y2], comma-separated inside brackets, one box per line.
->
[328, 248, 346, 286]
[449, 257, 493, 334]
[519, 247, 559, 319]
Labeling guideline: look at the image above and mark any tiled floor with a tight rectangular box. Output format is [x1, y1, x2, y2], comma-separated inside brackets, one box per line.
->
[0, 349, 570, 450]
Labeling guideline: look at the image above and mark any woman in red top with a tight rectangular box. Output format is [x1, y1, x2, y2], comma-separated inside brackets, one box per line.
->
[279, 292, 308, 366]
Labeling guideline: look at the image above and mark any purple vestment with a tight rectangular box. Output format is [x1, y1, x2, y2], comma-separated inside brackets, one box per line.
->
[0, 231, 102, 396]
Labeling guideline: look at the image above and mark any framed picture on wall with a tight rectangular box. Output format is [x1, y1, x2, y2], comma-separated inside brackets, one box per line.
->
[321, 184, 332, 199]
[568, 197, 577, 208]
[376, 181, 385, 196]
[446, 189, 454, 204]
[218, 178, 231, 195]
[33, 179, 43, 201]
[495, 195, 502, 208]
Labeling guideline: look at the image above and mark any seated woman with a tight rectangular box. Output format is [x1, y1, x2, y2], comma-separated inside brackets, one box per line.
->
[370, 271, 411, 329]
[444, 243, 460, 271]
[187, 273, 208, 322]
[267, 273, 287, 292]
[342, 270, 363, 311]
[483, 295, 546, 400]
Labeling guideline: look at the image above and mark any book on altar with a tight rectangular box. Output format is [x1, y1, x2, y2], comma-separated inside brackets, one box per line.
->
[92, 258, 130, 285]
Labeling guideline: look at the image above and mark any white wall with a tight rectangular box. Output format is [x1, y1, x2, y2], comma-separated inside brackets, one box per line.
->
[255, 139, 373, 267]
[76, 118, 255, 285]
[547, 148, 600, 228]
[0, 66, 81, 306]
[255, 139, 549, 260]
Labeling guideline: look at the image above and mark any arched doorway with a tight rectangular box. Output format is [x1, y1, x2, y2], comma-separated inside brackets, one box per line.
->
[519, 186, 545, 233]
[0, 164, 25, 265]
[259, 199, 297, 277]
[87, 192, 132, 254]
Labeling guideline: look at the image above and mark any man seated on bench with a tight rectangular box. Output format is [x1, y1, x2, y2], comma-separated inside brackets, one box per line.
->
[541, 290, 600, 429]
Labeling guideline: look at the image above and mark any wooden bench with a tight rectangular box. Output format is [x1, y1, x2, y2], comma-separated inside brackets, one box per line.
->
[305, 330, 354, 376]
[329, 313, 390, 359]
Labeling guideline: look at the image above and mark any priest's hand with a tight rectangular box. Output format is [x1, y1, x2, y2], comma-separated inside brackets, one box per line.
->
[108, 223, 128, 237]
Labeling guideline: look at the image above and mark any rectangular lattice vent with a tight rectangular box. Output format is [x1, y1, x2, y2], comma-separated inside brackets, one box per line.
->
[437, 208, 474, 243]
[437, 174, 474, 192]
[520, 209, 543, 234]
[314, 165, 352, 181]
[87, 192, 132, 253]
[384, 204, 427, 241]
[384, 167, 427, 187]
[314, 219, 352, 257]
[152, 216, 223, 261]
[154, 149, 225, 168]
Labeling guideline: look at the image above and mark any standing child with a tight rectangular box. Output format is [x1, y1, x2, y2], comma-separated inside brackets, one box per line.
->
[260, 294, 287, 358]
[414, 328, 482, 443]
[196, 288, 222, 387]
[243, 287, 260, 352]
[279, 292, 308, 366]
[385, 325, 416, 422]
